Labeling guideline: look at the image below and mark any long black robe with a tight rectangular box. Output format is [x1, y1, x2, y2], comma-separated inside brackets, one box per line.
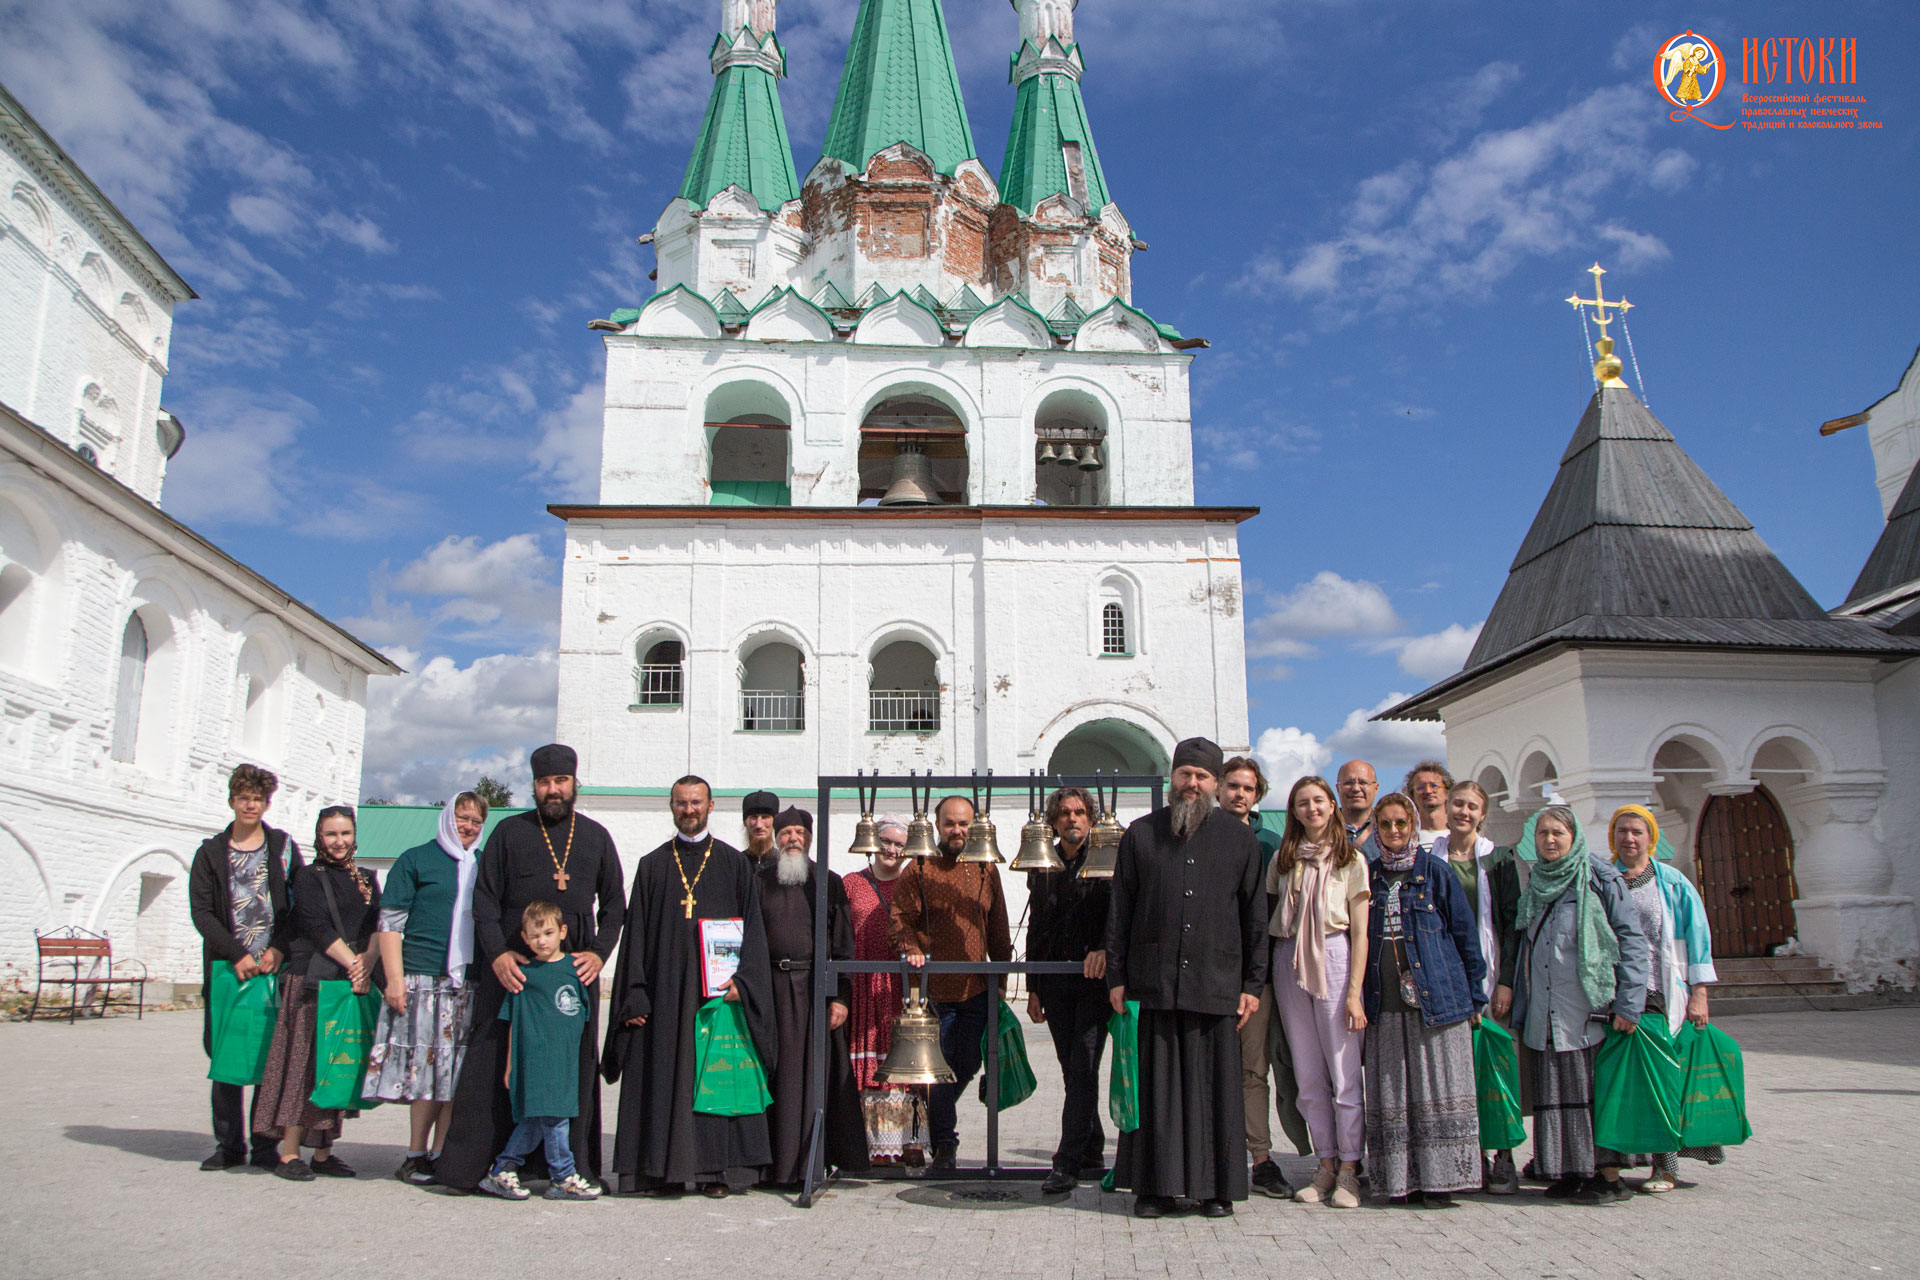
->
[434, 809, 624, 1190]
[604, 835, 777, 1191]
[1104, 806, 1267, 1202]
[757, 856, 868, 1183]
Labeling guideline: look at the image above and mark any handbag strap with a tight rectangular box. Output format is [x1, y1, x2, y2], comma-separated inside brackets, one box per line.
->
[317, 868, 354, 956]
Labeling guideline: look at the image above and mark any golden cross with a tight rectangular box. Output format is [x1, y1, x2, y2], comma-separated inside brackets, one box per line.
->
[681, 889, 697, 919]
[1565, 262, 1633, 342]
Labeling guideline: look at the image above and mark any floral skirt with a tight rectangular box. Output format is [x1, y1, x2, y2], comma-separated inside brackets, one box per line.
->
[862, 1088, 927, 1161]
[1363, 1011, 1481, 1197]
[365, 974, 474, 1103]
[251, 975, 342, 1145]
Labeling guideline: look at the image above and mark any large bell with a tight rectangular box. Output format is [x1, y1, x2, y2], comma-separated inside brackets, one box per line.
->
[1078, 809, 1124, 879]
[847, 812, 881, 858]
[902, 810, 939, 858]
[1009, 816, 1065, 872]
[878, 441, 938, 506]
[876, 978, 956, 1085]
[958, 812, 1004, 863]
[1078, 443, 1104, 472]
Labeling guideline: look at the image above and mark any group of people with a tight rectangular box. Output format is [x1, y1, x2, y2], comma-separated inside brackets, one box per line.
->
[186, 736, 1724, 1215]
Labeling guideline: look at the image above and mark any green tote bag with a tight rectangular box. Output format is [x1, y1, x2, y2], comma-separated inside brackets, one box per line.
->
[206, 962, 281, 1086]
[1107, 999, 1141, 1134]
[977, 999, 1037, 1110]
[309, 981, 382, 1110]
[1676, 1021, 1753, 1148]
[694, 997, 773, 1116]
[1592, 1015, 1683, 1154]
[1472, 1018, 1528, 1151]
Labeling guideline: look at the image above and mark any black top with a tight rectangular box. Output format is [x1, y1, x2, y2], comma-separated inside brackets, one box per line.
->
[1026, 841, 1111, 965]
[290, 860, 382, 982]
[1103, 806, 1268, 1017]
[187, 823, 301, 966]
[756, 857, 854, 1005]
[472, 809, 625, 963]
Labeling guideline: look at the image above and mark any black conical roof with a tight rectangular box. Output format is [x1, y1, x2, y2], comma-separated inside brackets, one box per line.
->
[1383, 385, 1916, 720]
[1844, 456, 1920, 609]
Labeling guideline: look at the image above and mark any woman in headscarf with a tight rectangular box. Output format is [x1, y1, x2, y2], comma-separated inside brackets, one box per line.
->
[1361, 792, 1485, 1207]
[252, 806, 382, 1181]
[367, 791, 488, 1185]
[845, 815, 926, 1166]
[1268, 775, 1371, 1209]
[1606, 804, 1721, 1193]
[1511, 805, 1649, 1204]
[1430, 780, 1524, 1194]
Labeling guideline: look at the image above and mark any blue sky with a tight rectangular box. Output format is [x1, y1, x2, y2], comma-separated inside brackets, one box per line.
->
[5, 1, 1915, 803]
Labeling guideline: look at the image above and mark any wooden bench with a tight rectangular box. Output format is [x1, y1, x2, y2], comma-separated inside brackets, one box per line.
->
[30, 928, 147, 1023]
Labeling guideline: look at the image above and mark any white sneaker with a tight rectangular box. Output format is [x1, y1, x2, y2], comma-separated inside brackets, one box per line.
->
[545, 1173, 603, 1201]
[480, 1169, 530, 1201]
[1295, 1167, 1336, 1204]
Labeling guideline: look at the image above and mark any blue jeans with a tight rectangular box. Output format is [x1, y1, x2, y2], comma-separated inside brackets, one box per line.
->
[492, 1116, 574, 1181]
[930, 992, 989, 1149]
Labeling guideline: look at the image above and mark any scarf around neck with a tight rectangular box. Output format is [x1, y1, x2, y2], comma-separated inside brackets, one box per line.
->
[437, 798, 483, 983]
[1284, 840, 1336, 1000]
[1515, 817, 1619, 1013]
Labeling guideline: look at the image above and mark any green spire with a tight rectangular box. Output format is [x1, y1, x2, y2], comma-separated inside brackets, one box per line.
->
[820, 0, 978, 176]
[679, 33, 800, 213]
[999, 68, 1111, 214]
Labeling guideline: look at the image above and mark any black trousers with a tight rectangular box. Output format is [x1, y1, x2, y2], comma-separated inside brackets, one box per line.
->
[211, 1082, 278, 1158]
[1033, 977, 1110, 1174]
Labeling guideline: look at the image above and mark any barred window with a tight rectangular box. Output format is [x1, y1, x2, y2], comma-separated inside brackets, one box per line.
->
[1102, 602, 1128, 655]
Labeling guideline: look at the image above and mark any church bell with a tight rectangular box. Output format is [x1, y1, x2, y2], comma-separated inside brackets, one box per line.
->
[1036, 440, 1058, 465]
[1079, 788, 1124, 880]
[902, 810, 939, 858]
[847, 812, 881, 858]
[1078, 443, 1104, 472]
[876, 976, 956, 1085]
[878, 440, 939, 506]
[958, 811, 1004, 863]
[1009, 815, 1064, 873]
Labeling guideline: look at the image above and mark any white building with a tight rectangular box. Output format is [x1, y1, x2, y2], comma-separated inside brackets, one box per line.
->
[554, 0, 1253, 863]
[0, 84, 398, 991]
[1383, 331, 1920, 994]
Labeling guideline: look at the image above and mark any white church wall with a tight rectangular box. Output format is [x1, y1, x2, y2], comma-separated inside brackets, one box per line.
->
[1870, 657, 1920, 973]
[1861, 351, 1920, 519]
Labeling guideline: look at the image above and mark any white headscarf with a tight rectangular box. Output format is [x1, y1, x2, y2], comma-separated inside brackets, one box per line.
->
[439, 796, 484, 984]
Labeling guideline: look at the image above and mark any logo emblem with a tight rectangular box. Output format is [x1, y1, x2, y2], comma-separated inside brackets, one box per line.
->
[554, 985, 583, 1017]
[1655, 31, 1732, 129]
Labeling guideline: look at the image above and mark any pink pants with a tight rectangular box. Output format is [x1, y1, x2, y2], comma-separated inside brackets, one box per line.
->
[1273, 933, 1365, 1161]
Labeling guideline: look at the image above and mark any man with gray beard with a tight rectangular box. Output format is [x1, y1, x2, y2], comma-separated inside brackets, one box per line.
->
[1106, 738, 1269, 1218]
[757, 808, 867, 1186]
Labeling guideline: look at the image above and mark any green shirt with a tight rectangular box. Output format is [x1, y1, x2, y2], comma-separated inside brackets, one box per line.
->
[382, 841, 459, 976]
[1449, 856, 1480, 921]
[499, 959, 587, 1121]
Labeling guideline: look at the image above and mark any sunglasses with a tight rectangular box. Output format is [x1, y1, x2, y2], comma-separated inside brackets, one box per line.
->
[1378, 818, 1412, 830]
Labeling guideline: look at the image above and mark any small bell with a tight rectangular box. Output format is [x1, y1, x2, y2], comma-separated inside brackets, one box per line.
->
[1078, 807, 1124, 879]
[1078, 443, 1104, 472]
[1037, 440, 1058, 465]
[847, 812, 881, 858]
[1009, 815, 1065, 872]
[876, 976, 956, 1085]
[959, 812, 1004, 863]
[902, 810, 939, 858]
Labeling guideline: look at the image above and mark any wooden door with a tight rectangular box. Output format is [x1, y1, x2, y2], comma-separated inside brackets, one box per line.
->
[1694, 788, 1799, 958]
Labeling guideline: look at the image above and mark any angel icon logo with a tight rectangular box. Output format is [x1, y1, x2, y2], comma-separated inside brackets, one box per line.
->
[1655, 31, 1732, 130]
[554, 985, 583, 1017]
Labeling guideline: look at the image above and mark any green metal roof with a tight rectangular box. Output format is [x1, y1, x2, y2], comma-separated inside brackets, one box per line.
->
[820, 0, 978, 176]
[354, 805, 529, 862]
[680, 56, 800, 213]
[999, 71, 1111, 214]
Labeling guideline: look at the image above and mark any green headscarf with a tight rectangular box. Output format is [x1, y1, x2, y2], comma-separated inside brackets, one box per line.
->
[1514, 807, 1620, 1013]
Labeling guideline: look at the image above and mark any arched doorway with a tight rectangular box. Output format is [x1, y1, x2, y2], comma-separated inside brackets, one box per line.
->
[1694, 787, 1798, 958]
[1047, 719, 1165, 777]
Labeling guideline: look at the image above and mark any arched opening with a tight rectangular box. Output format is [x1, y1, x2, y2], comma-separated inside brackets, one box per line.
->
[1047, 718, 1167, 777]
[1034, 388, 1108, 506]
[739, 638, 804, 732]
[1651, 736, 1724, 876]
[634, 634, 685, 707]
[1474, 765, 1522, 847]
[1750, 736, 1817, 788]
[0, 563, 30, 668]
[1092, 572, 1139, 657]
[1695, 787, 1799, 958]
[0, 824, 52, 978]
[0, 496, 51, 673]
[110, 614, 148, 763]
[706, 382, 792, 507]
[1101, 602, 1127, 654]
[236, 635, 282, 757]
[858, 392, 969, 505]
[869, 639, 939, 732]
[1516, 750, 1559, 808]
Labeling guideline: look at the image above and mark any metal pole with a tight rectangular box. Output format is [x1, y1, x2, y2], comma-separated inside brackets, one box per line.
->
[799, 777, 833, 1208]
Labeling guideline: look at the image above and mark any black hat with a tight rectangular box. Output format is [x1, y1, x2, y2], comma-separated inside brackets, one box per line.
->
[742, 790, 779, 818]
[1170, 737, 1225, 778]
[774, 806, 813, 836]
[529, 743, 578, 779]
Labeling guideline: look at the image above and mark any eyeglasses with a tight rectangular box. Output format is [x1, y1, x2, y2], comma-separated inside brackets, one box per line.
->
[876, 839, 905, 851]
[1378, 818, 1412, 830]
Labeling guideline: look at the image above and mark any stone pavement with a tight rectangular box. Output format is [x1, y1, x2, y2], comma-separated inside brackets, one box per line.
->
[4, 1006, 1916, 1280]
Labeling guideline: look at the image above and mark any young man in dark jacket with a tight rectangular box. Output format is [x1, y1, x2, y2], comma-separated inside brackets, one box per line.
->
[187, 763, 302, 1171]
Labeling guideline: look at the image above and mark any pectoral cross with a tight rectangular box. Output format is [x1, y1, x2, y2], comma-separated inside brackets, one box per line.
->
[553, 869, 570, 892]
[681, 890, 697, 918]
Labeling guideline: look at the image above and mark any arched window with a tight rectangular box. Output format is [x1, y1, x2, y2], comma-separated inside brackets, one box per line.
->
[858, 393, 968, 505]
[1033, 388, 1108, 507]
[739, 639, 804, 732]
[869, 639, 939, 732]
[706, 382, 792, 506]
[1101, 602, 1128, 655]
[1093, 573, 1138, 657]
[236, 635, 282, 756]
[111, 614, 148, 762]
[634, 637, 685, 707]
[0, 562, 30, 667]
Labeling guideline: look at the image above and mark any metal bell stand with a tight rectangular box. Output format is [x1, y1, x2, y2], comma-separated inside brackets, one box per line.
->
[799, 771, 1164, 1208]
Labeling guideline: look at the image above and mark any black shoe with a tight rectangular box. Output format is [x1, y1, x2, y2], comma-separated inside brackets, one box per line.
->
[1132, 1195, 1169, 1219]
[1200, 1198, 1233, 1218]
[199, 1148, 244, 1171]
[1522, 1157, 1548, 1182]
[1543, 1175, 1582, 1200]
[395, 1156, 436, 1185]
[1041, 1170, 1077, 1195]
[1570, 1176, 1609, 1205]
[309, 1154, 356, 1178]
[928, 1143, 958, 1172]
[1593, 1176, 1633, 1204]
[1249, 1159, 1291, 1198]
[250, 1148, 282, 1171]
[1422, 1191, 1455, 1208]
[273, 1157, 316, 1182]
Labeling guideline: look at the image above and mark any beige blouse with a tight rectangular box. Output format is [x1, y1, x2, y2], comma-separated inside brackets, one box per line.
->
[1266, 855, 1371, 937]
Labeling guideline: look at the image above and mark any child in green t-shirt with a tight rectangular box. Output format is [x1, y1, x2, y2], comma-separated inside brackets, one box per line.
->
[478, 901, 600, 1202]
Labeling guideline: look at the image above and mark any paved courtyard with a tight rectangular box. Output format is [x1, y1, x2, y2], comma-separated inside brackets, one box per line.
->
[3, 1005, 1915, 1279]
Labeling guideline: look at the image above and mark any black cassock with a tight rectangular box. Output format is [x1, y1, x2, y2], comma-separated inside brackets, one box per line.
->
[435, 809, 624, 1190]
[604, 835, 777, 1191]
[1104, 806, 1267, 1202]
[757, 857, 869, 1183]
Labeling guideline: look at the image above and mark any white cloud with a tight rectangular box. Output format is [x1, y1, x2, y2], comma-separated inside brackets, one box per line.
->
[1384, 621, 1484, 679]
[531, 378, 605, 502]
[160, 386, 309, 521]
[1251, 571, 1404, 645]
[1325, 693, 1449, 791]
[1253, 726, 1333, 798]
[1235, 82, 1691, 314]
[361, 648, 559, 804]
[317, 211, 396, 254]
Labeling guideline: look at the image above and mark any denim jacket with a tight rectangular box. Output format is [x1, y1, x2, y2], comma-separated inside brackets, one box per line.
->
[1362, 849, 1487, 1028]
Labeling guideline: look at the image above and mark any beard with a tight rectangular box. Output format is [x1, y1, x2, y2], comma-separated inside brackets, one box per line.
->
[1170, 794, 1212, 841]
[776, 848, 809, 885]
[674, 811, 706, 836]
[537, 792, 574, 823]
